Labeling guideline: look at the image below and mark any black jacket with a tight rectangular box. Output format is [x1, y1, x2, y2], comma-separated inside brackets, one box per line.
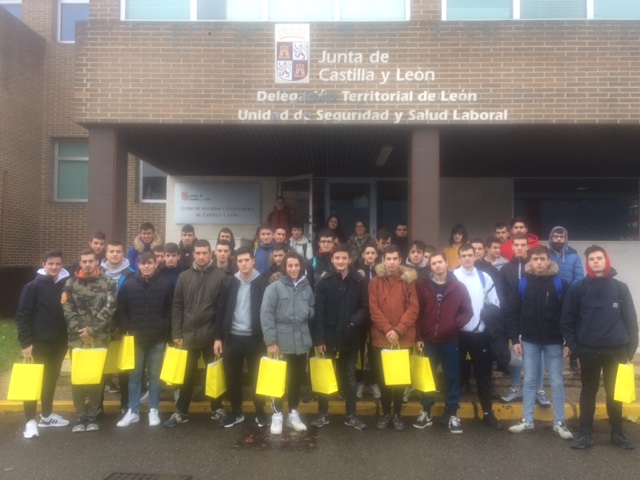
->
[215, 272, 269, 341]
[313, 269, 369, 351]
[506, 262, 569, 345]
[497, 256, 528, 305]
[117, 272, 173, 345]
[561, 269, 638, 359]
[16, 273, 69, 348]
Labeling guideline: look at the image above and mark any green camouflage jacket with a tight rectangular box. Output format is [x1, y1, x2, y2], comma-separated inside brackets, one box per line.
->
[62, 268, 116, 348]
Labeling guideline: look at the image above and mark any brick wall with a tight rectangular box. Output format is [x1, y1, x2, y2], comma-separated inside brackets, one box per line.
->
[0, 9, 45, 267]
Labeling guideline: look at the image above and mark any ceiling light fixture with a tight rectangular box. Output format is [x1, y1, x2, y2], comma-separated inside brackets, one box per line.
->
[376, 145, 393, 167]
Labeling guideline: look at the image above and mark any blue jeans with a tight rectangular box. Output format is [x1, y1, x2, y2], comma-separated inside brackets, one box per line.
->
[521, 341, 565, 423]
[510, 345, 544, 388]
[128, 342, 165, 413]
[420, 342, 460, 414]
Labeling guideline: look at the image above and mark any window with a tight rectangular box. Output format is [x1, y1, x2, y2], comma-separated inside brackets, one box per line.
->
[520, 0, 585, 19]
[122, 0, 410, 21]
[55, 140, 88, 202]
[514, 178, 639, 241]
[140, 160, 167, 202]
[0, 1, 22, 20]
[594, 0, 640, 19]
[59, 0, 89, 43]
[446, 0, 511, 20]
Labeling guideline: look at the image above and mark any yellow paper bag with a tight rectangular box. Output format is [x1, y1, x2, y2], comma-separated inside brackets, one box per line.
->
[205, 357, 226, 399]
[197, 354, 206, 369]
[411, 352, 436, 392]
[103, 341, 121, 375]
[160, 346, 188, 385]
[71, 345, 108, 385]
[310, 356, 338, 394]
[381, 345, 411, 386]
[116, 335, 135, 371]
[614, 363, 636, 404]
[7, 359, 44, 401]
[256, 355, 287, 398]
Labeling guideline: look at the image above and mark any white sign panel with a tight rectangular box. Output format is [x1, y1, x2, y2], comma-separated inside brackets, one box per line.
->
[174, 183, 261, 225]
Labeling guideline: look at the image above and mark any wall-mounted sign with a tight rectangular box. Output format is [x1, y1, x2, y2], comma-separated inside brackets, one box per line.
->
[174, 182, 261, 225]
[275, 24, 310, 84]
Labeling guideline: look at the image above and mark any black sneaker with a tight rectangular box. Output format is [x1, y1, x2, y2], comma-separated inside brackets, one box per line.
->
[344, 415, 368, 431]
[376, 414, 391, 430]
[164, 412, 189, 428]
[211, 408, 228, 423]
[413, 411, 433, 429]
[255, 412, 271, 427]
[448, 416, 463, 435]
[611, 432, 635, 450]
[483, 412, 503, 430]
[571, 433, 594, 449]
[310, 413, 329, 428]
[392, 415, 405, 431]
[222, 413, 245, 428]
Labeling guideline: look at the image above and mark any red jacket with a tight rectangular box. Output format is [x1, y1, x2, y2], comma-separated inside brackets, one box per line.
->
[500, 233, 541, 261]
[266, 206, 291, 235]
[369, 264, 419, 348]
[416, 272, 473, 344]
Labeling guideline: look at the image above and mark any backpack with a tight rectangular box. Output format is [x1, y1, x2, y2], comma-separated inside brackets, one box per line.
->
[518, 276, 563, 300]
[478, 271, 510, 372]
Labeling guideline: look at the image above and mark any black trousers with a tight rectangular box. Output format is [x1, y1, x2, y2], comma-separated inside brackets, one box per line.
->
[176, 346, 222, 415]
[318, 349, 359, 417]
[372, 347, 405, 416]
[458, 331, 493, 414]
[24, 340, 67, 421]
[578, 348, 628, 433]
[274, 353, 307, 412]
[222, 334, 265, 415]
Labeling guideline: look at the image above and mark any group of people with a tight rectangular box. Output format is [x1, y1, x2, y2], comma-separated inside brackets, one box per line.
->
[14, 212, 638, 452]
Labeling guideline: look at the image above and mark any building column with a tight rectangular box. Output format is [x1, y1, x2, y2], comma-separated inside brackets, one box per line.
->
[409, 129, 440, 248]
[87, 127, 128, 243]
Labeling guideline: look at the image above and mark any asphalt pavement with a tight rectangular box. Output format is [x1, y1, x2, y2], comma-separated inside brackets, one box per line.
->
[0, 412, 639, 480]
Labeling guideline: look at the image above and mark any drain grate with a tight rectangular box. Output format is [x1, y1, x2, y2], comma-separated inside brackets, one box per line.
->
[104, 474, 192, 480]
[234, 426, 317, 450]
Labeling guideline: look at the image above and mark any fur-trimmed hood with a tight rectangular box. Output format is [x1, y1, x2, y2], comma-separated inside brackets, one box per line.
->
[133, 233, 163, 253]
[374, 263, 418, 284]
[524, 260, 560, 277]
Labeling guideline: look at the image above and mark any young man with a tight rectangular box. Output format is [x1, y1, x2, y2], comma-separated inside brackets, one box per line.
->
[159, 242, 185, 289]
[254, 223, 276, 275]
[506, 246, 572, 440]
[347, 220, 376, 261]
[214, 247, 271, 428]
[261, 243, 288, 281]
[289, 222, 313, 261]
[165, 240, 227, 427]
[63, 249, 116, 433]
[127, 222, 162, 268]
[485, 237, 509, 270]
[562, 246, 638, 450]
[152, 245, 165, 266]
[500, 217, 541, 261]
[406, 240, 429, 280]
[312, 228, 335, 285]
[16, 250, 71, 438]
[116, 252, 173, 428]
[453, 244, 502, 430]
[266, 196, 291, 236]
[498, 232, 549, 406]
[494, 222, 509, 244]
[71, 232, 107, 274]
[470, 237, 499, 285]
[274, 226, 288, 245]
[312, 244, 369, 430]
[393, 221, 409, 259]
[375, 228, 392, 253]
[217, 228, 237, 256]
[215, 239, 237, 276]
[414, 252, 472, 434]
[177, 224, 196, 269]
[369, 245, 419, 431]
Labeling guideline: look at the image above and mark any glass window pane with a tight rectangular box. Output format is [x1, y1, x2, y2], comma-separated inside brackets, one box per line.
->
[269, 0, 333, 21]
[226, 0, 262, 20]
[141, 161, 167, 200]
[521, 0, 586, 19]
[341, 0, 406, 20]
[594, 0, 640, 19]
[447, 0, 512, 20]
[58, 140, 88, 158]
[197, 0, 225, 20]
[58, 160, 88, 200]
[125, 0, 190, 20]
[60, 3, 89, 42]
[1, 4, 22, 19]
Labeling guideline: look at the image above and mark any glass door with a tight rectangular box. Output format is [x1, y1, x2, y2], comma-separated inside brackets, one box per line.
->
[278, 175, 314, 240]
[326, 180, 376, 240]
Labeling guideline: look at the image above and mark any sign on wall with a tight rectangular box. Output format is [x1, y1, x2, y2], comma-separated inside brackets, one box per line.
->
[174, 182, 261, 225]
[275, 24, 310, 84]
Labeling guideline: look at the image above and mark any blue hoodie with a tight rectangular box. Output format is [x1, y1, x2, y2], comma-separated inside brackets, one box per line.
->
[254, 240, 275, 275]
[548, 226, 584, 285]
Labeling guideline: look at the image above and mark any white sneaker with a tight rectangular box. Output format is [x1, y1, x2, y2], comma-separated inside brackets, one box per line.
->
[148, 409, 161, 427]
[286, 409, 307, 432]
[140, 391, 150, 404]
[370, 383, 381, 399]
[117, 409, 140, 427]
[24, 420, 39, 439]
[270, 412, 283, 435]
[356, 382, 365, 399]
[553, 420, 574, 440]
[38, 413, 70, 427]
[509, 419, 534, 433]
